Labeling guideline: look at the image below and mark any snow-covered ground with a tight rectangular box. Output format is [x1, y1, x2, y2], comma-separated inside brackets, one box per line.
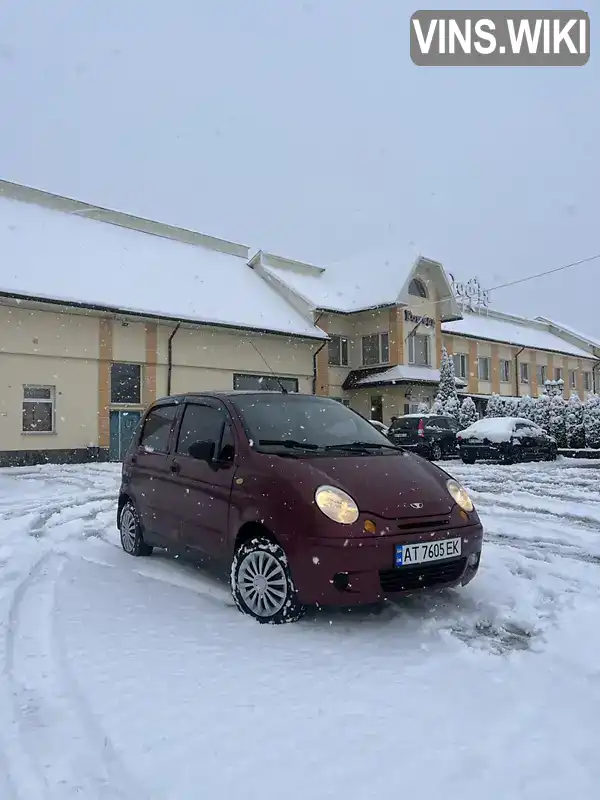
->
[1, 459, 600, 799]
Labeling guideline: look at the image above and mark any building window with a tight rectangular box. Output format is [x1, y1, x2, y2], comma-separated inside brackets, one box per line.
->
[111, 363, 141, 405]
[555, 367, 564, 382]
[500, 359, 511, 383]
[408, 278, 428, 299]
[452, 353, 469, 379]
[520, 362, 529, 384]
[408, 334, 430, 366]
[328, 335, 349, 367]
[233, 373, 299, 393]
[584, 372, 592, 392]
[361, 333, 389, 366]
[478, 357, 491, 381]
[332, 397, 351, 407]
[370, 395, 383, 422]
[22, 385, 55, 433]
[569, 370, 577, 389]
[537, 365, 547, 386]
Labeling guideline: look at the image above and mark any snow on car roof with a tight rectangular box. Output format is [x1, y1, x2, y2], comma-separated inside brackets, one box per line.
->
[443, 311, 594, 359]
[0, 196, 326, 340]
[460, 416, 538, 442]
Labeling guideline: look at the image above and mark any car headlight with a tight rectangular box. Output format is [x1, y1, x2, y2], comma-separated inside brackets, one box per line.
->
[446, 478, 474, 513]
[315, 485, 359, 525]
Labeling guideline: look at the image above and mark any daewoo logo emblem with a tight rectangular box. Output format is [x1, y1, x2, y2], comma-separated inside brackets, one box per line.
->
[410, 502, 424, 509]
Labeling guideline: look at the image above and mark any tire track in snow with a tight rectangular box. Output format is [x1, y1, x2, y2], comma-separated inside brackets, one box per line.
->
[1, 553, 144, 800]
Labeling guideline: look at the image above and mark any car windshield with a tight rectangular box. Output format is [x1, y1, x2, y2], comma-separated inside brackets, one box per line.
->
[230, 394, 394, 451]
[390, 417, 420, 431]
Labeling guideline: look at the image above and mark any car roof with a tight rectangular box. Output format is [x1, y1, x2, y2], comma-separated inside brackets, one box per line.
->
[151, 391, 330, 406]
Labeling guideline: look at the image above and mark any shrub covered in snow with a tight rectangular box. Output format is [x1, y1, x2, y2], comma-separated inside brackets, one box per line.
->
[534, 393, 551, 431]
[434, 347, 459, 410]
[503, 397, 518, 418]
[459, 397, 478, 429]
[416, 401, 430, 414]
[517, 394, 536, 422]
[584, 394, 600, 449]
[485, 393, 504, 418]
[548, 394, 567, 447]
[444, 395, 460, 422]
[566, 393, 585, 449]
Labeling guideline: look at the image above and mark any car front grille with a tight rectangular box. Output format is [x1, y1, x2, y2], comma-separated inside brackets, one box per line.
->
[396, 515, 450, 532]
[379, 558, 466, 593]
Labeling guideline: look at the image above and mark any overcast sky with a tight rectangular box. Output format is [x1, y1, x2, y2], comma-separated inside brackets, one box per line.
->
[1, 0, 598, 332]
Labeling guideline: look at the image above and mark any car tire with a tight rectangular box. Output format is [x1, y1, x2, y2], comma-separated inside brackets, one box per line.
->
[430, 443, 442, 461]
[231, 536, 306, 624]
[461, 454, 476, 465]
[119, 501, 153, 557]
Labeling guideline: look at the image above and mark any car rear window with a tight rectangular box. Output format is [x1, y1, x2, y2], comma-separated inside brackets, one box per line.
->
[390, 418, 420, 431]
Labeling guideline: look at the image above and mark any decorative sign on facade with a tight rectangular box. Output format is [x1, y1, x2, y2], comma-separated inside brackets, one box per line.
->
[448, 274, 491, 312]
[404, 309, 435, 328]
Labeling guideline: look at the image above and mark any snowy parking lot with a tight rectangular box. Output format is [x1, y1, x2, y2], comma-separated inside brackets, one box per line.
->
[1, 459, 600, 799]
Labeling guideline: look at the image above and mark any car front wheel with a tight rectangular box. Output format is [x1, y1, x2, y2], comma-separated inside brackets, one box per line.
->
[119, 501, 153, 557]
[231, 536, 305, 624]
[430, 443, 442, 461]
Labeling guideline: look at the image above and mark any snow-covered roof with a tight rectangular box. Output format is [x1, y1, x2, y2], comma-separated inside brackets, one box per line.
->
[254, 246, 460, 319]
[443, 311, 595, 359]
[354, 365, 468, 387]
[0, 196, 325, 340]
[536, 317, 600, 351]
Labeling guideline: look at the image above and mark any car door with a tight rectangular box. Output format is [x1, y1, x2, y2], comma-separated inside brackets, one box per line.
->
[444, 417, 460, 455]
[171, 399, 236, 558]
[128, 403, 181, 544]
[514, 422, 536, 458]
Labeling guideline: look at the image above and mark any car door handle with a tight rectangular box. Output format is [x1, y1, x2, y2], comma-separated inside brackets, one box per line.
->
[170, 462, 181, 474]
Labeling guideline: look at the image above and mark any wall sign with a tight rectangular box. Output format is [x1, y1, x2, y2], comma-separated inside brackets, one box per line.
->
[448, 274, 491, 312]
[405, 309, 435, 328]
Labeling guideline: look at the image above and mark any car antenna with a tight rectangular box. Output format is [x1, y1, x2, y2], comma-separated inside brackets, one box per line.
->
[248, 341, 288, 393]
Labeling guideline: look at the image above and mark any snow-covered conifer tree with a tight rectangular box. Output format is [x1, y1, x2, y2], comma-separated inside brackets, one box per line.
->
[534, 393, 551, 431]
[503, 397, 518, 418]
[444, 395, 460, 422]
[565, 393, 585, 449]
[417, 401, 430, 414]
[434, 347, 458, 409]
[584, 394, 600, 449]
[459, 397, 478, 429]
[485, 393, 503, 418]
[517, 395, 536, 422]
[548, 394, 567, 447]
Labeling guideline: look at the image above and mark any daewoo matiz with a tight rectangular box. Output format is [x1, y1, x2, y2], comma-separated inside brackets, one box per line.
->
[118, 392, 483, 623]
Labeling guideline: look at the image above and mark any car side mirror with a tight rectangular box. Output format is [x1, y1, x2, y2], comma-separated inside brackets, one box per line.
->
[218, 443, 235, 464]
[188, 440, 216, 463]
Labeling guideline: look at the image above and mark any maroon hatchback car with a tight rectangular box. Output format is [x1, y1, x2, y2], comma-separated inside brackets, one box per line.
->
[118, 392, 483, 624]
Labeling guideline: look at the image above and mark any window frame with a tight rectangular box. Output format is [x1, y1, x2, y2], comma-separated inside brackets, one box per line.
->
[110, 362, 142, 406]
[555, 367, 564, 382]
[22, 384, 56, 434]
[569, 370, 577, 389]
[328, 335, 349, 367]
[175, 401, 234, 461]
[520, 362, 529, 384]
[408, 278, 428, 299]
[478, 356, 491, 382]
[584, 372, 592, 392]
[500, 359, 511, 383]
[361, 333, 390, 367]
[139, 403, 179, 454]
[537, 365, 547, 386]
[408, 333, 431, 367]
[452, 353, 469, 379]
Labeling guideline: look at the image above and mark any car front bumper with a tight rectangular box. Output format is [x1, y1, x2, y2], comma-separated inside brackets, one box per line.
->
[285, 522, 483, 607]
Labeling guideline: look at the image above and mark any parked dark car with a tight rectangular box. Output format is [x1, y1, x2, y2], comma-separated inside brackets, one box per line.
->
[118, 392, 483, 624]
[457, 417, 558, 464]
[387, 414, 460, 461]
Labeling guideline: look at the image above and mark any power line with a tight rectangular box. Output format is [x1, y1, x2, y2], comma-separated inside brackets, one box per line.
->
[483, 253, 600, 294]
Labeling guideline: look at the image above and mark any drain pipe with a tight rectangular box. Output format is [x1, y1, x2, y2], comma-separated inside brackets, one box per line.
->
[514, 346, 525, 398]
[312, 312, 327, 395]
[167, 322, 181, 396]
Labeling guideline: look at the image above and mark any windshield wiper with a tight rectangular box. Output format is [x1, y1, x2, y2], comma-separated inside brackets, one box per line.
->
[257, 439, 321, 450]
[325, 441, 401, 452]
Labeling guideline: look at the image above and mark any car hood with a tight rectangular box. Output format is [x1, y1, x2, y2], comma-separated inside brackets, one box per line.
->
[293, 451, 455, 520]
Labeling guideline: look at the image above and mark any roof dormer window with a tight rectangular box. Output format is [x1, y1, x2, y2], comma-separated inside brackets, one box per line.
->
[408, 278, 428, 298]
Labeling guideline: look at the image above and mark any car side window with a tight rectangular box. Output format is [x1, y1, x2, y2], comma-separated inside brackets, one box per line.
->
[427, 418, 448, 431]
[177, 403, 230, 459]
[140, 405, 178, 453]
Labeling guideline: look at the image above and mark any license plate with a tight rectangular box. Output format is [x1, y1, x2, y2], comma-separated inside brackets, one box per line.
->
[395, 537, 461, 567]
[395, 433, 408, 438]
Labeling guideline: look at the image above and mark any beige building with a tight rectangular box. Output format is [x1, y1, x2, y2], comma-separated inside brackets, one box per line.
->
[1, 179, 599, 465]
